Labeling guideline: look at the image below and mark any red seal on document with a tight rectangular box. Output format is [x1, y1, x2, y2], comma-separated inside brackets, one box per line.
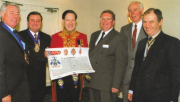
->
[64, 49, 68, 55]
[71, 48, 76, 55]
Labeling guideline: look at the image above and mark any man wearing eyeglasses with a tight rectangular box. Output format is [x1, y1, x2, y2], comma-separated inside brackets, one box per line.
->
[84, 10, 128, 102]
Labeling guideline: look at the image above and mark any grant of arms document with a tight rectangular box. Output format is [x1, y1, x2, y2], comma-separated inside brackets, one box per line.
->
[45, 47, 95, 80]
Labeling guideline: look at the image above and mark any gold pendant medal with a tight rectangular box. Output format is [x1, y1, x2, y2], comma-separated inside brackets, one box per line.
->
[24, 51, 29, 64]
[34, 43, 40, 52]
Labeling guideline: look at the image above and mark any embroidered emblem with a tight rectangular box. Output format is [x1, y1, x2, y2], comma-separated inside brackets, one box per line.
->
[58, 29, 80, 47]
[50, 56, 61, 68]
[71, 48, 76, 55]
[64, 49, 68, 55]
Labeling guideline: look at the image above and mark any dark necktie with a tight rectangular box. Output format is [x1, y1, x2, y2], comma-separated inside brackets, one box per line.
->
[132, 25, 137, 50]
[98, 32, 105, 44]
[13, 30, 20, 40]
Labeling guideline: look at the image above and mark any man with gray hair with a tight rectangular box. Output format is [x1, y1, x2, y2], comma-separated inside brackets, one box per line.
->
[0, 2, 30, 102]
[119, 1, 147, 102]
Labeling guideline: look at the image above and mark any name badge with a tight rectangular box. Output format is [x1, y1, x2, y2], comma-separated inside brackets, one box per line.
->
[102, 44, 109, 48]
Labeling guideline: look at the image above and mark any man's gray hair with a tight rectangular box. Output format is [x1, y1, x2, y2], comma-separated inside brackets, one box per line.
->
[129, 1, 144, 10]
[0, 2, 20, 19]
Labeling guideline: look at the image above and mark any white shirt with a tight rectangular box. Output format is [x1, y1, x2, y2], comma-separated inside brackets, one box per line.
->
[29, 29, 39, 38]
[132, 20, 142, 41]
[95, 27, 113, 46]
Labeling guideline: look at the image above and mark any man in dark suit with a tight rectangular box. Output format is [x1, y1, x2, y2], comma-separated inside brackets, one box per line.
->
[0, 3, 30, 102]
[84, 10, 128, 102]
[119, 1, 147, 102]
[19, 11, 51, 102]
[128, 8, 180, 102]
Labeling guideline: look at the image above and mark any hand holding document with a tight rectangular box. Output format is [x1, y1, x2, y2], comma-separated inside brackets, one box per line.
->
[45, 47, 95, 80]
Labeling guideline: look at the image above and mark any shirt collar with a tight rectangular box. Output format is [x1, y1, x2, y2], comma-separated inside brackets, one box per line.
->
[29, 29, 39, 35]
[3, 22, 14, 32]
[150, 30, 161, 39]
[101, 27, 113, 35]
[133, 20, 142, 27]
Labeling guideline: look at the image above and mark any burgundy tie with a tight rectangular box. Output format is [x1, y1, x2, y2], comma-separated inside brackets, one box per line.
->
[132, 25, 137, 50]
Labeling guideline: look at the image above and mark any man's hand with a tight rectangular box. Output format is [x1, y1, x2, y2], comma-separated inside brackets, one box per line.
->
[128, 93, 133, 101]
[44, 47, 49, 58]
[111, 87, 119, 93]
[2, 94, 11, 102]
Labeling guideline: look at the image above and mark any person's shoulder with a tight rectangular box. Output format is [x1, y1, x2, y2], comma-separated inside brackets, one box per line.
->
[19, 29, 29, 37]
[92, 30, 101, 35]
[51, 31, 62, 37]
[39, 31, 51, 37]
[109, 29, 127, 40]
[76, 31, 87, 37]
[19, 29, 28, 34]
[121, 23, 132, 29]
[162, 32, 180, 43]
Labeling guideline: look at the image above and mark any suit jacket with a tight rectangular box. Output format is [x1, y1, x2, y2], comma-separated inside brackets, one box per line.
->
[19, 29, 51, 97]
[129, 31, 180, 102]
[50, 31, 88, 48]
[0, 22, 30, 102]
[120, 22, 147, 85]
[84, 28, 128, 91]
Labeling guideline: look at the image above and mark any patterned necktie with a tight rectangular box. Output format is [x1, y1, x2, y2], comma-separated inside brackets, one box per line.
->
[132, 25, 137, 50]
[34, 33, 37, 40]
[147, 37, 155, 51]
[144, 37, 155, 59]
[98, 32, 105, 44]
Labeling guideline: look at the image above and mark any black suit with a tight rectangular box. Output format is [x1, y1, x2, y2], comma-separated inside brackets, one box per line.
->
[0, 22, 30, 102]
[19, 29, 51, 102]
[129, 31, 180, 102]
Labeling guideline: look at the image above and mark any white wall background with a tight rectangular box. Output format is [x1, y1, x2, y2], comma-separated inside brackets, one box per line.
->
[1, 0, 180, 43]
[0, 0, 180, 100]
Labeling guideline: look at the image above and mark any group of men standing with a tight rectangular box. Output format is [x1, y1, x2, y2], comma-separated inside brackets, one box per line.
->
[0, 1, 180, 102]
[0, 2, 51, 102]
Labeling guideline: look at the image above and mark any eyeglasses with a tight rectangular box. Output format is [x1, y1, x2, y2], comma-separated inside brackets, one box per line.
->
[100, 17, 113, 21]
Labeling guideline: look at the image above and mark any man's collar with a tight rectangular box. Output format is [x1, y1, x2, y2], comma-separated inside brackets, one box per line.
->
[29, 29, 39, 35]
[133, 20, 142, 26]
[101, 27, 113, 34]
[2, 21, 14, 31]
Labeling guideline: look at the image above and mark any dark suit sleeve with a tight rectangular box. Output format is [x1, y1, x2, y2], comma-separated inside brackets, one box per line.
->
[167, 40, 180, 101]
[112, 34, 128, 89]
[0, 35, 9, 99]
[129, 39, 146, 92]
[88, 33, 95, 53]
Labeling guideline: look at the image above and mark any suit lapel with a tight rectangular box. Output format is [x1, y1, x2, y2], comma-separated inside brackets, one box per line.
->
[134, 26, 146, 52]
[142, 32, 164, 68]
[89, 29, 116, 56]
[25, 29, 39, 48]
[135, 38, 147, 69]
[5, 28, 24, 56]
[89, 31, 100, 54]
[126, 23, 133, 52]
